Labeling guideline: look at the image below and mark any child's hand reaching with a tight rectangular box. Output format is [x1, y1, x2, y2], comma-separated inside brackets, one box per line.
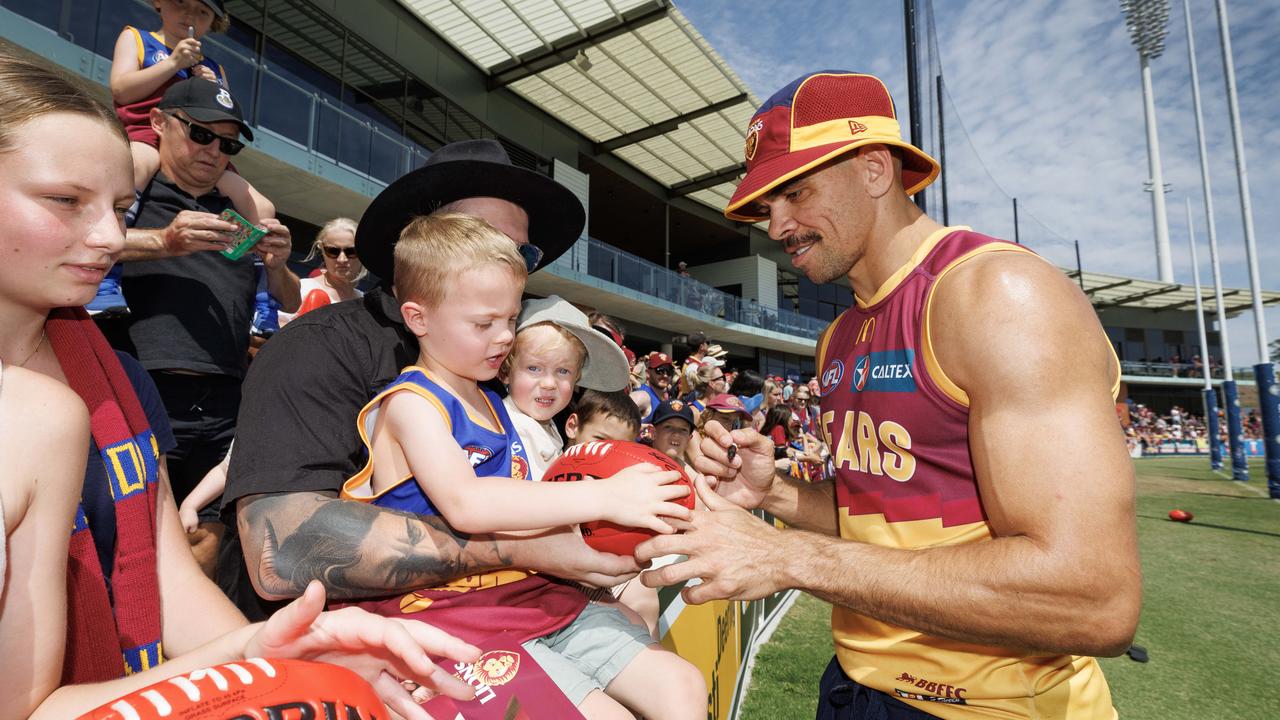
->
[598, 463, 692, 534]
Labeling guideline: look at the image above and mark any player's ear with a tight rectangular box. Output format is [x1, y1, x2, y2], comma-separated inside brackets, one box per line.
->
[564, 413, 580, 441]
[400, 301, 428, 337]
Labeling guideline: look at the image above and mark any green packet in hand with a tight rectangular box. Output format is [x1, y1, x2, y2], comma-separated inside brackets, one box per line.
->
[219, 208, 267, 261]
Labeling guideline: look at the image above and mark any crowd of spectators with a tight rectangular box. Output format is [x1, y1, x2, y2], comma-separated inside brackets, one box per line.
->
[1123, 402, 1267, 455]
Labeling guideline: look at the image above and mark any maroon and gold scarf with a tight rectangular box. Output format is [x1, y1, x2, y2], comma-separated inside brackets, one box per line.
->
[47, 307, 163, 682]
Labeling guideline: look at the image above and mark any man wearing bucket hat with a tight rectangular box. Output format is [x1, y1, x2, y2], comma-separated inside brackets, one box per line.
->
[220, 140, 640, 621]
[640, 72, 1139, 719]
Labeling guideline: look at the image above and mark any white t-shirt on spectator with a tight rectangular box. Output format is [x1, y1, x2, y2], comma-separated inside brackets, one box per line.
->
[502, 395, 564, 482]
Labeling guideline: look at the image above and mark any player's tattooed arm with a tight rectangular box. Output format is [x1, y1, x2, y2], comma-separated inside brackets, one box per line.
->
[237, 491, 510, 601]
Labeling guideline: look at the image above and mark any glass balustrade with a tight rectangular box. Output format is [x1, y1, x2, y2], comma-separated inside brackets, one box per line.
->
[1, 0, 829, 341]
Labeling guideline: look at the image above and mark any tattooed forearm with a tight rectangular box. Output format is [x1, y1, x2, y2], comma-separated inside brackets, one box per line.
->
[238, 491, 511, 600]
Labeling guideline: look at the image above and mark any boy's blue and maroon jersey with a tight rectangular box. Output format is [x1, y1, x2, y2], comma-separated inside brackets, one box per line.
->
[338, 367, 581, 645]
[815, 227, 1120, 719]
[342, 367, 530, 513]
[115, 26, 229, 143]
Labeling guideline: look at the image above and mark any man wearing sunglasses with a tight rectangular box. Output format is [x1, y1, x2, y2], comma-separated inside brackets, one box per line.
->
[630, 352, 677, 426]
[218, 138, 647, 625]
[115, 79, 300, 565]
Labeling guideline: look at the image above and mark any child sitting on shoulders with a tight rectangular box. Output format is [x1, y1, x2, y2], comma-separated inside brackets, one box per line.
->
[499, 295, 632, 482]
[110, 0, 273, 221]
[340, 212, 705, 718]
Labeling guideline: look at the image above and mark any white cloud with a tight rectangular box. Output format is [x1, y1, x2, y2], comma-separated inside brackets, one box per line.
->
[676, 0, 1279, 363]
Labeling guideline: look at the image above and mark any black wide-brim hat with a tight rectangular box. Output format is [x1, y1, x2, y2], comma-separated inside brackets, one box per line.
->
[356, 139, 586, 284]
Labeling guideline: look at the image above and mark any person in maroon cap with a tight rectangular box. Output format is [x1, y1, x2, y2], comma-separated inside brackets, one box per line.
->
[629, 352, 676, 425]
[640, 71, 1137, 720]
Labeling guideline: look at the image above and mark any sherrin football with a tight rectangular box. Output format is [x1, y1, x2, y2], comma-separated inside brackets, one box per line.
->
[542, 440, 695, 556]
[1168, 509, 1194, 523]
[76, 658, 383, 720]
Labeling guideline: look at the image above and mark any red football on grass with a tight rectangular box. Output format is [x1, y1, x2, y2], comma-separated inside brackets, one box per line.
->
[543, 440, 696, 556]
[77, 658, 383, 719]
[1168, 509, 1194, 522]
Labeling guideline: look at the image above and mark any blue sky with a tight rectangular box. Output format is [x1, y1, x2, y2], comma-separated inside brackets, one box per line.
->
[676, 0, 1279, 365]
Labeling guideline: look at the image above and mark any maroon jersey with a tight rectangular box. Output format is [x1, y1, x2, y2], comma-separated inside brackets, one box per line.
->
[814, 227, 1118, 719]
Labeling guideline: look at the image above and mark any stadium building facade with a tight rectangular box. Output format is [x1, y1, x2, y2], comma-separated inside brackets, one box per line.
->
[4, 0, 1273, 386]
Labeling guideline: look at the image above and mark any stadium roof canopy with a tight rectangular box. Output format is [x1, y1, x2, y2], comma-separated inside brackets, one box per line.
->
[397, 0, 757, 214]
[1069, 269, 1280, 316]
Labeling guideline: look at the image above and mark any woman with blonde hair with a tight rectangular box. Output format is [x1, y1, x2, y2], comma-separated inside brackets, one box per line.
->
[0, 43, 475, 719]
[278, 216, 363, 325]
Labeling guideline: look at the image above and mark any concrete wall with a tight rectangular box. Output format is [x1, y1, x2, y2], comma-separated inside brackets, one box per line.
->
[687, 256, 778, 308]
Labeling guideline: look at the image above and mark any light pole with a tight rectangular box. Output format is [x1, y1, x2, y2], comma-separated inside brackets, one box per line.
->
[1185, 199, 1221, 469]
[1120, 0, 1173, 282]
[1182, 0, 1243, 476]
[1212, 0, 1279, 495]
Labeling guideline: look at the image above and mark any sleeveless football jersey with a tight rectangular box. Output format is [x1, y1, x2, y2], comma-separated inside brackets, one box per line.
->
[115, 27, 228, 143]
[637, 383, 664, 424]
[342, 367, 530, 512]
[338, 367, 583, 645]
[815, 227, 1120, 719]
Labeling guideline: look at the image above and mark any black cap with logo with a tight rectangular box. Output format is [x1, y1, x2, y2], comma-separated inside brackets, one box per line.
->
[158, 78, 253, 141]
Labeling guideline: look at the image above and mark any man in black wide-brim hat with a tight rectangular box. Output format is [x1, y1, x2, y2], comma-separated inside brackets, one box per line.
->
[218, 140, 639, 621]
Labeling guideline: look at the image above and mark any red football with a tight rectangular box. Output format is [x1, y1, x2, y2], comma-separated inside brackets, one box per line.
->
[1168, 509, 1194, 523]
[77, 658, 383, 720]
[543, 440, 695, 556]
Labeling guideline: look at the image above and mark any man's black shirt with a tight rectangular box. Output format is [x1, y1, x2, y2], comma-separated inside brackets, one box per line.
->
[219, 289, 417, 617]
[122, 173, 257, 377]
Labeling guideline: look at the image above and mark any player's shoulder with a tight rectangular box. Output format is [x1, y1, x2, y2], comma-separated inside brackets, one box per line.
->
[934, 246, 1084, 319]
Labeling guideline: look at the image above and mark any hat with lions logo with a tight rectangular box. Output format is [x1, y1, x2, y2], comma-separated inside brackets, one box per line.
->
[725, 71, 939, 222]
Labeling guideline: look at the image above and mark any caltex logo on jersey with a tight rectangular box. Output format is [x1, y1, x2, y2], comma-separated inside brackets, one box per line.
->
[819, 359, 844, 397]
[850, 349, 916, 393]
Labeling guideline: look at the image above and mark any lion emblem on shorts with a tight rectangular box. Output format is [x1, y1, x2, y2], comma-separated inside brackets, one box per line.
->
[474, 650, 520, 686]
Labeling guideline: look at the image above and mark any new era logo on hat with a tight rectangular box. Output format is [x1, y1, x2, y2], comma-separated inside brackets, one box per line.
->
[724, 71, 940, 222]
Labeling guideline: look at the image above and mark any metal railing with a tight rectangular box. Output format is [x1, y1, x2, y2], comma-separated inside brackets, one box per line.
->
[1, 0, 431, 184]
[1119, 360, 1255, 382]
[550, 237, 828, 339]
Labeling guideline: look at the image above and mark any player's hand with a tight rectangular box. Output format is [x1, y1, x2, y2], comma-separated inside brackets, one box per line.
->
[245, 581, 481, 720]
[688, 420, 777, 509]
[191, 64, 219, 82]
[636, 475, 786, 603]
[162, 210, 238, 255]
[254, 218, 292, 269]
[504, 525, 641, 588]
[600, 463, 691, 533]
[171, 38, 203, 70]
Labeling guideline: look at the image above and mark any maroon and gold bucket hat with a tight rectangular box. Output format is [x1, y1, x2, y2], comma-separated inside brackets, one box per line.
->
[724, 71, 940, 222]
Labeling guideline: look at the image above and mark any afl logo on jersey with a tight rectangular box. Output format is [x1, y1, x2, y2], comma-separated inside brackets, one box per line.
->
[464, 445, 494, 467]
[819, 359, 844, 397]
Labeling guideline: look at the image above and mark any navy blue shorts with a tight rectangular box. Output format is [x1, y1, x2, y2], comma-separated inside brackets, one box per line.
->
[816, 657, 939, 720]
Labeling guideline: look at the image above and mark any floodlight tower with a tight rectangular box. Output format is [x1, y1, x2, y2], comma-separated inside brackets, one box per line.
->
[1120, 0, 1174, 282]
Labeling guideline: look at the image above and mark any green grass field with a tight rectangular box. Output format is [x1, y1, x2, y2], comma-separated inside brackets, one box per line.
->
[738, 457, 1279, 719]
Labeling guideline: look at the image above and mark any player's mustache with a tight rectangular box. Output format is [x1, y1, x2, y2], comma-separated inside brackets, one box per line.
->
[784, 231, 822, 252]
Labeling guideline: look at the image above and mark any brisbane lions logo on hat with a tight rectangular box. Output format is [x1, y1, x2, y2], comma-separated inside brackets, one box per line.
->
[744, 119, 764, 161]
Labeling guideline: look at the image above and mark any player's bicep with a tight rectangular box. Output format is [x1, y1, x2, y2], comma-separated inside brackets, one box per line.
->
[934, 254, 1133, 547]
